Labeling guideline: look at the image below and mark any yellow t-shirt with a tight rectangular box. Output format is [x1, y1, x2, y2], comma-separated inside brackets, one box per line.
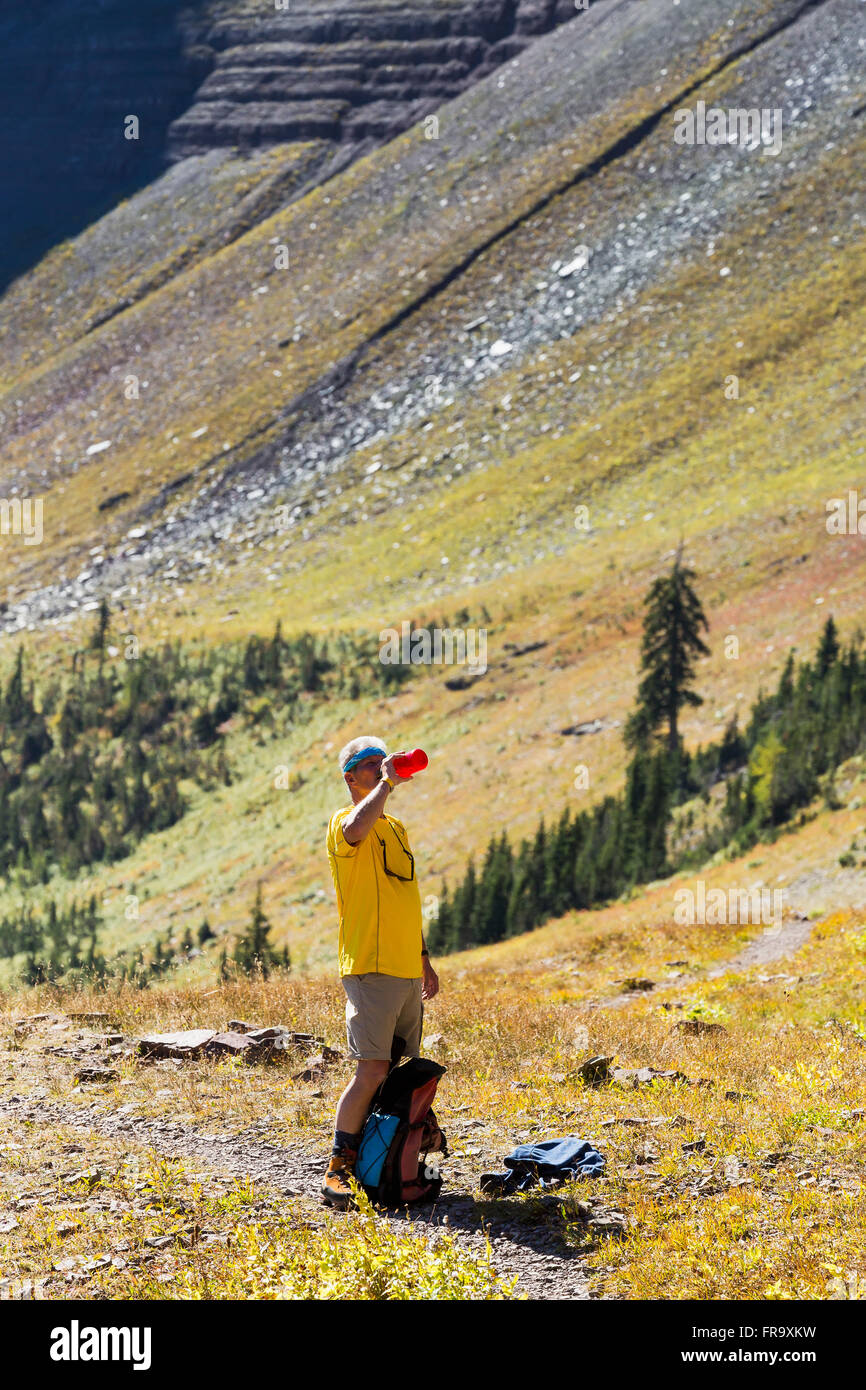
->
[326, 806, 423, 978]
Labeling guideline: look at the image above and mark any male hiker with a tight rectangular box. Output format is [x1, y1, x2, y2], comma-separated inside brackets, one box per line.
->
[322, 736, 439, 1208]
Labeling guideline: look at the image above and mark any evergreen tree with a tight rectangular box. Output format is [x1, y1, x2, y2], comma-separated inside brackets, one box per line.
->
[545, 810, 575, 919]
[298, 634, 323, 692]
[625, 546, 710, 756]
[4, 648, 26, 725]
[718, 713, 747, 776]
[506, 843, 538, 938]
[425, 883, 451, 956]
[529, 821, 548, 921]
[590, 796, 624, 902]
[776, 651, 795, 708]
[473, 833, 514, 944]
[450, 860, 477, 950]
[243, 635, 265, 693]
[233, 883, 283, 978]
[721, 771, 746, 841]
[90, 597, 111, 670]
[152, 938, 165, 975]
[639, 749, 671, 880]
[265, 621, 284, 688]
[816, 615, 840, 678]
[620, 751, 649, 883]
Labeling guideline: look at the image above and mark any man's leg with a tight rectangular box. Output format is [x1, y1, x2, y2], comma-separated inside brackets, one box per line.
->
[323, 974, 402, 1208]
[334, 1058, 390, 1137]
[323, 1060, 391, 1209]
[393, 977, 424, 1059]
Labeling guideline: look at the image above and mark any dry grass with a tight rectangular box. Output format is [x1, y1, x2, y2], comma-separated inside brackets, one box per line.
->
[2, 893, 864, 1299]
[0, 1121, 512, 1301]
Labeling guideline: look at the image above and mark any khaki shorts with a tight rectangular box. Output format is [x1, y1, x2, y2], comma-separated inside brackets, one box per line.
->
[342, 972, 424, 1062]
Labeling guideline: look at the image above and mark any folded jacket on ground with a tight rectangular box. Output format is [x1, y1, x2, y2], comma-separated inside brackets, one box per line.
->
[481, 1136, 605, 1193]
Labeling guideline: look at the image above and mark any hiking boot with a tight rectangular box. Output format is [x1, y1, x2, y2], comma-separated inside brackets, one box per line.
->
[321, 1149, 359, 1209]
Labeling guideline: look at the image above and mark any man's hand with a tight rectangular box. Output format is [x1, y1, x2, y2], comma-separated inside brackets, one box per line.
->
[421, 956, 439, 1001]
[381, 751, 406, 784]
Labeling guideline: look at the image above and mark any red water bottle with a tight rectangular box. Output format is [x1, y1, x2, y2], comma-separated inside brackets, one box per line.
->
[391, 748, 428, 779]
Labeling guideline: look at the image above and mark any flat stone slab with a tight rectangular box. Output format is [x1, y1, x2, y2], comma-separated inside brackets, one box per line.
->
[138, 1030, 216, 1058]
[137, 1025, 335, 1061]
[205, 1031, 260, 1056]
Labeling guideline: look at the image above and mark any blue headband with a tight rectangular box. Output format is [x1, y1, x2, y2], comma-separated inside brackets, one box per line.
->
[343, 745, 386, 773]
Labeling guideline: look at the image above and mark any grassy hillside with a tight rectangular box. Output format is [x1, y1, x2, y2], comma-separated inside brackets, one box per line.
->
[2, 827, 864, 1298]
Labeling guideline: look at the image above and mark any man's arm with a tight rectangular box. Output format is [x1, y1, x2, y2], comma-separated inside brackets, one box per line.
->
[342, 754, 400, 845]
[421, 932, 439, 999]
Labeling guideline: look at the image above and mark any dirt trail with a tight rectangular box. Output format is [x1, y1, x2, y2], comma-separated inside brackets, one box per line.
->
[705, 914, 815, 977]
[0, 1092, 591, 1301]
[599, 910, 819, 1011]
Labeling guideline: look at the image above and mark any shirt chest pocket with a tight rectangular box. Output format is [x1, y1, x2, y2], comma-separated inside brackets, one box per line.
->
[373, 824, 415, 881]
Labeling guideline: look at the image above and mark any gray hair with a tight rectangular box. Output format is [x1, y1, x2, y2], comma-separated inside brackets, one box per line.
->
[338, 735, 386, 774]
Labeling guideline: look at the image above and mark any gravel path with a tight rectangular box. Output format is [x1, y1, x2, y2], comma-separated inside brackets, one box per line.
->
[598, 911, 817, 1010]
[705, 915, 815, 977]
[0, 1092, 591, 1300]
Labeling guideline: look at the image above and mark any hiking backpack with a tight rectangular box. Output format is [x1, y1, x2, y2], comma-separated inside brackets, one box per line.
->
[356, 1057, 448, 1206]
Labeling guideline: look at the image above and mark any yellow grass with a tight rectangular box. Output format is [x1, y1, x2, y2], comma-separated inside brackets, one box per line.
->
[2, 887, 864, 1299]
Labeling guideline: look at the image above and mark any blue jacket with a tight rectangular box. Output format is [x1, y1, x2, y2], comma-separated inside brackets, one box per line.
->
[484, 1136, 605, 1192]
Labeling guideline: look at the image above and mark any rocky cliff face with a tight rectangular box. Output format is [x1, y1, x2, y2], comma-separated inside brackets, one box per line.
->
[0, 0, 213, 291]
[167, 1, 581, 155]
[0, 0, 581, 290]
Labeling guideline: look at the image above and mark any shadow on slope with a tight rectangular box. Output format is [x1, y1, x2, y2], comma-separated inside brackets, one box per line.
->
[0, 0, 213, 292]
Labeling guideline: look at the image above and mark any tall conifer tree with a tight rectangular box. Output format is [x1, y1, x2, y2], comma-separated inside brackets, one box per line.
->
[625, 545, 709, 756]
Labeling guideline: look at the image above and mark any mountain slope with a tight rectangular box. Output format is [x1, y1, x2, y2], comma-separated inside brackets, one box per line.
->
[0, 0, 864, 973]
[2, 0, 862, 637]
